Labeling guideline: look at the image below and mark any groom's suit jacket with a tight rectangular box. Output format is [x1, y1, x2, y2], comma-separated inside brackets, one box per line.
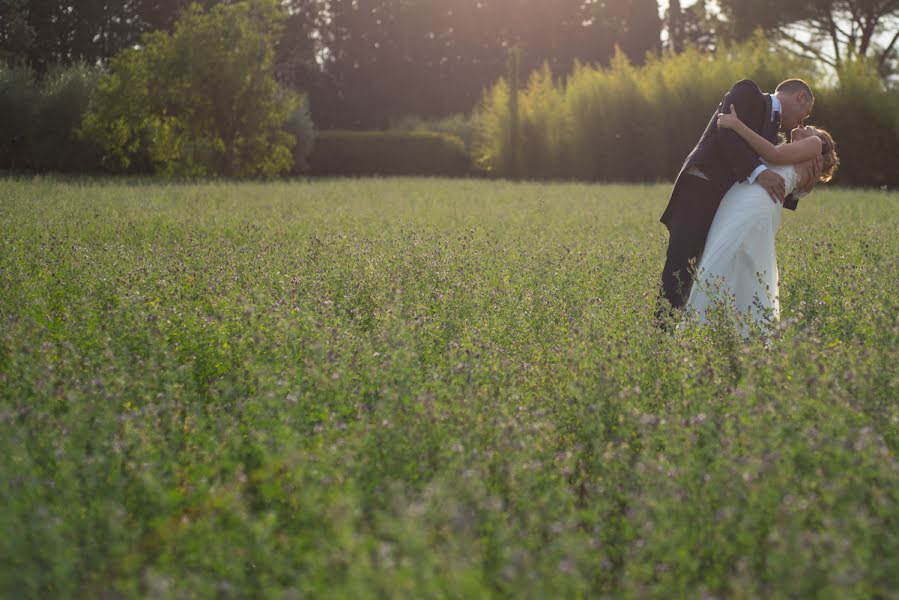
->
[660, 79, 798, 228]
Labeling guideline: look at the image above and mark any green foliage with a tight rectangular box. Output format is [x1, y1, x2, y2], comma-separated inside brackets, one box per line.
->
[813, 59, 899, 187]
[564, 49, 672, 181]
[517, 62, 571, 179]
[391, 113, 477, 151]
[472, 78, 513, 175]
[28, 63, 103, 172]
[0, 177, 896, 597]
[79, 0, 302, 178]
[716, 0, 899, 74]
[473, 35, 899, 186]
[309, 130, 472, 177]
[0, 0, 198, 73]
[282, 98, 317, 174]
[318, 0, 667, 129]
[0, 63, 39, 169]
[0, 62, 104, 172]
[507, 46, 522, 179]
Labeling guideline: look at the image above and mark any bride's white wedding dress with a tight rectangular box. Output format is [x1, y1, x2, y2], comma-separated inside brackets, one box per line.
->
[685, 164, 803, 335]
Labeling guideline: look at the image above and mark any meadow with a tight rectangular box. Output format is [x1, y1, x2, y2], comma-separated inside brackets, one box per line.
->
[1, 176, 897, 598]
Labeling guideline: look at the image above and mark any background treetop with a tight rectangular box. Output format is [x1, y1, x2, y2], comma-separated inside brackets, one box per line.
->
[1, 0, 897, 129]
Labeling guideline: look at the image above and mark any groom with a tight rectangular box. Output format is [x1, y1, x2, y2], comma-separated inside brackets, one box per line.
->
[657, 78, 818, 316]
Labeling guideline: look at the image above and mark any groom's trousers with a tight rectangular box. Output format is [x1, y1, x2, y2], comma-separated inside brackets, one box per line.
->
[659, 173, 725, 311]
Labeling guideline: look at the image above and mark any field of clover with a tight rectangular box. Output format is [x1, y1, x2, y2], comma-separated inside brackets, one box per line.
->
[1, 176, 897, 598]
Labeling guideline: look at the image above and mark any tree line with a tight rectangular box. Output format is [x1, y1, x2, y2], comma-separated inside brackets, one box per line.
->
[3, 1, 896, 130]
[473, 38, 899, 187]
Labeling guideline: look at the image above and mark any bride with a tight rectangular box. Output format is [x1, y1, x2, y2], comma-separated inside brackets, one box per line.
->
[683, 105, 840, 335]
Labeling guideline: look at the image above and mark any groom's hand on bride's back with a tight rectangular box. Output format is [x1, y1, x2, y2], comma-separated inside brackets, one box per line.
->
[756, 169, 786, 203]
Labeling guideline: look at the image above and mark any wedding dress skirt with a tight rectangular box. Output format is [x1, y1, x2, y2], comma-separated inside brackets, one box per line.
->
[685, 164, 800, 335]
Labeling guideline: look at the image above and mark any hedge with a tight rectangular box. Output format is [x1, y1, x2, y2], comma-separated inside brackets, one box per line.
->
[308, 130, 473, 177]
[473, 38, 899, 187]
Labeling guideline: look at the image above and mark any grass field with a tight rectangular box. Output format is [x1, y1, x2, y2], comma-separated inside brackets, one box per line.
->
[1, 176, 897, 598]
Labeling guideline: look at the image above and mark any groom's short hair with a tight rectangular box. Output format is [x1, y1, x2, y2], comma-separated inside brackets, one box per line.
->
[776, 79, 814, 99]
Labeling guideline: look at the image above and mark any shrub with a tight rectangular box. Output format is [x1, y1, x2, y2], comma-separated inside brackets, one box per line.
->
[0, 62, 104, 173]
[308, 130, 472, 177]
[471, 78, 514, 176]
[517, 62, 572, 180]
[391, 113, 476, 151]
[29, 63, 103, 172]
[0, 63, 38, 170]
[282, 98, 316, 174]
[472, 33, 898, 186]
[80, 0, 300, 178]
[813, 60, 899, 187]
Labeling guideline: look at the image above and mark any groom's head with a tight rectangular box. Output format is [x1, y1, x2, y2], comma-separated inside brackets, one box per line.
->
[775, 79, 815, 130]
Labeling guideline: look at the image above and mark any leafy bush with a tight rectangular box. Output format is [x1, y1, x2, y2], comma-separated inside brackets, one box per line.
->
[80, 0, 301, 178]
[0, 62, 104, 173]
[0, 63, 39, 170]
[282, 98, 316, 174]
[471, 77, 514, 176]
[391, 113, 476, 150]
[814, 60, 899, 187]
[29, 63, 103, 172]
[473, 34, 898, 186]
[309, 130, 473, 177]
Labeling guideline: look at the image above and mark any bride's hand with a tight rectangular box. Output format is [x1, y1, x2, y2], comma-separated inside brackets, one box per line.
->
[798, 161, 819, 194]
[716, 104, 742, 130]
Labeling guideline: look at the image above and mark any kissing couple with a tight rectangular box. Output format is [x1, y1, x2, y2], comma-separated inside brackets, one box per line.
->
[658, 78, 840, 335]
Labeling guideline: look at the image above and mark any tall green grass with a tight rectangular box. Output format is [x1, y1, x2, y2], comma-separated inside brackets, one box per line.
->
[1, 177, 897, 598]
[473, 36, 899, 187]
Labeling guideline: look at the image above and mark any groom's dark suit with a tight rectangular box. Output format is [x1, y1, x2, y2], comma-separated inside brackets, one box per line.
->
[659, 79, 798, 310]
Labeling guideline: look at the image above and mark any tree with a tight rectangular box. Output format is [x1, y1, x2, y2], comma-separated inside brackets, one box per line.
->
[680, 1, 723, 53]
[81, 0, 303, 177]
[275, 0, 326, 89]
[718, 0, 899, 76]
[0, 63, 38, 168]
[312, 0, 664, 129]
[667, 0, 684, 53]
[618, 0, 663, 63]
[583, 0, 662, 64]
[0, 0, 229, 73]
[0, 0, 36, 64]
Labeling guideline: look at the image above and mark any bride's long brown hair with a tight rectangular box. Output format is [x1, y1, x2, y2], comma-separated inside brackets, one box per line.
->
[813, 128, 840, 183]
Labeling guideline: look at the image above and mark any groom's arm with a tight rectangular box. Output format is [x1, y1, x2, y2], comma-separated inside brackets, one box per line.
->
[717, 80, 766, 182]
